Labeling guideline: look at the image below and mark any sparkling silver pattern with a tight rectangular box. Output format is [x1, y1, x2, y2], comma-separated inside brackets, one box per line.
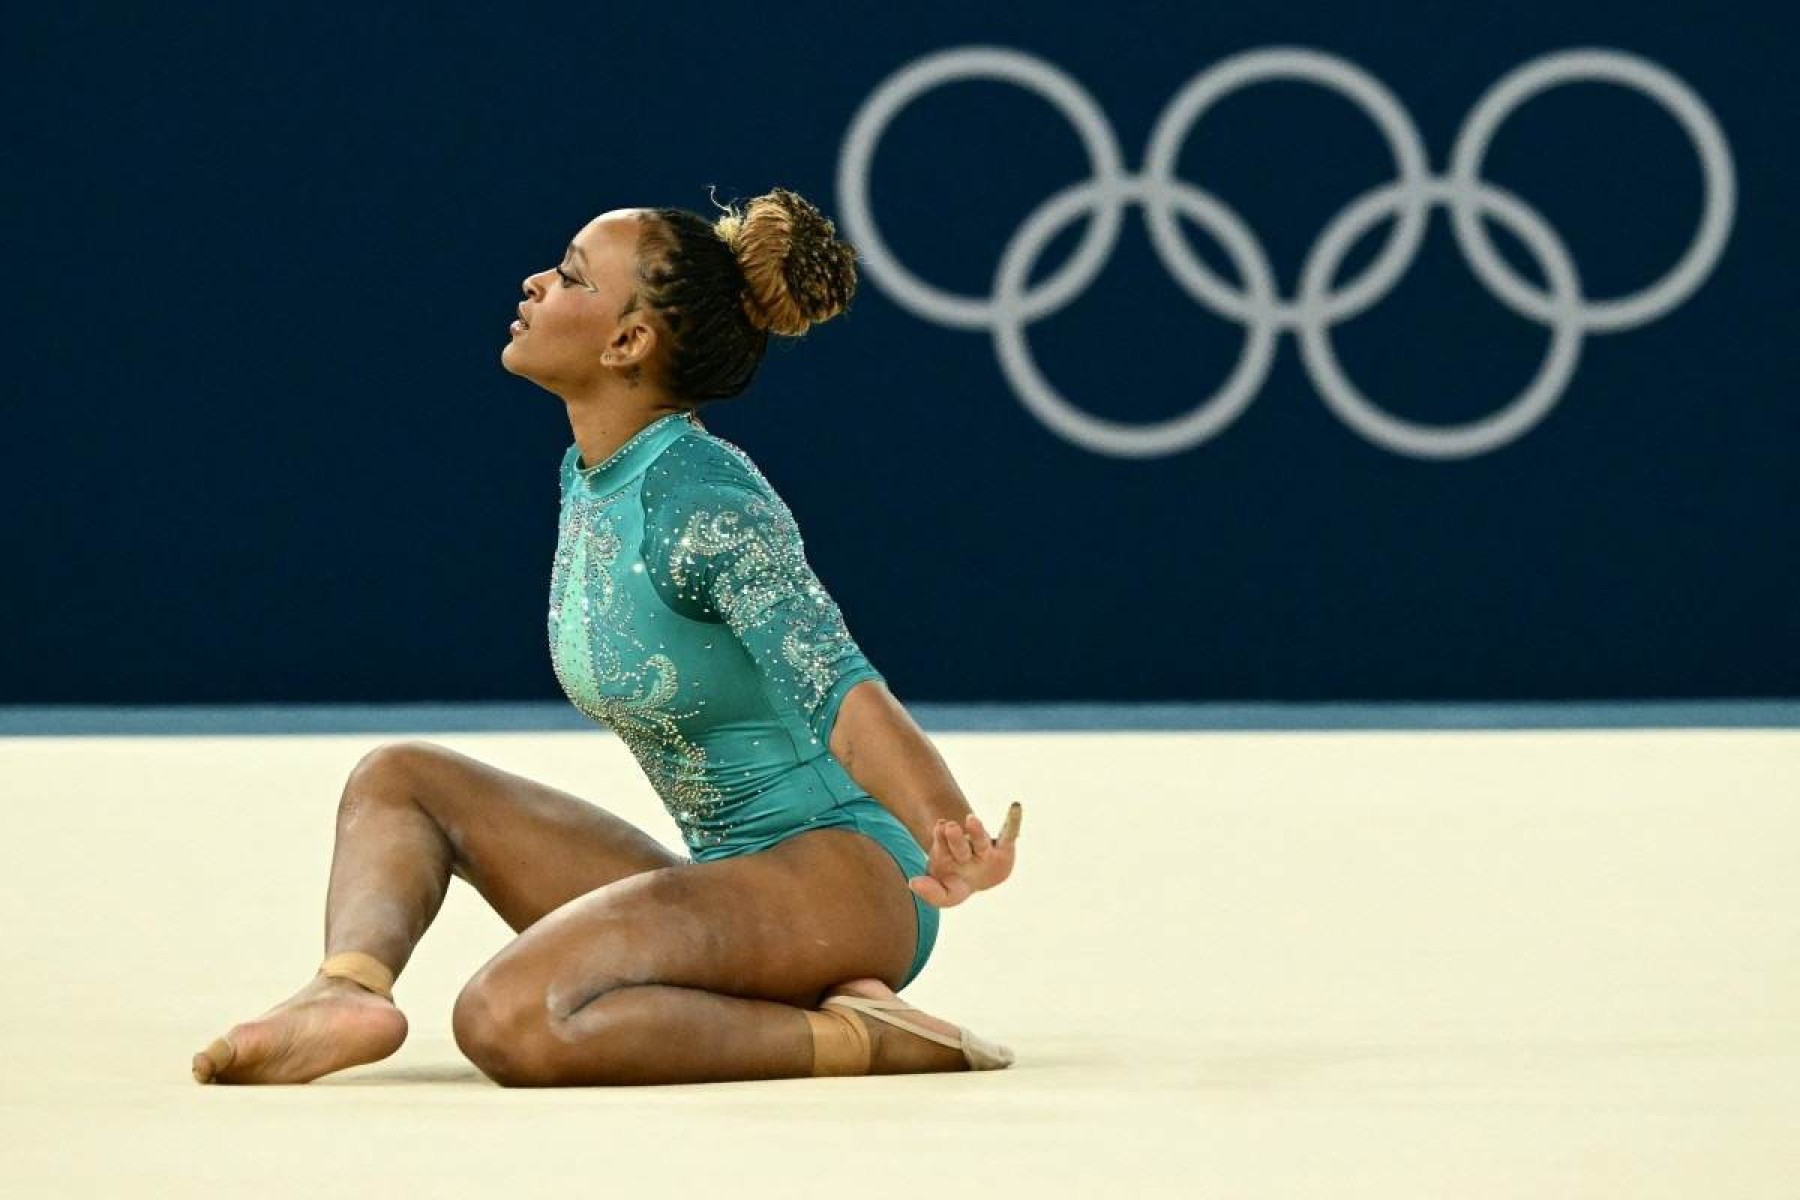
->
[547, 494, 725, 845]
[668, 485, 869, 732]
[547, 418, 881, 853]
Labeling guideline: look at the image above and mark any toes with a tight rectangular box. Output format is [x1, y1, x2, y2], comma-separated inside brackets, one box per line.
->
[192, 1036, 235, 1084]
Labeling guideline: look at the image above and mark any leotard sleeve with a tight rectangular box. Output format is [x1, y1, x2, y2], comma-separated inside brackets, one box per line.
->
[645, 460, 885, 746]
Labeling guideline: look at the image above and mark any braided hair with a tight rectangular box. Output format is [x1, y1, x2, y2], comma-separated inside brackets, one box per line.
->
[630, 187, 858, 403]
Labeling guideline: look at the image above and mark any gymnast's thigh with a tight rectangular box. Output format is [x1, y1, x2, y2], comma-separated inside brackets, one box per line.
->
[462, 825, 919, 1015]
[344, 740, 684, 933]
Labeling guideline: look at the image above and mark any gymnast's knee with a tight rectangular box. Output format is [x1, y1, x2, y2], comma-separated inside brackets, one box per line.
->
[337, 741, 439, 821]
[452, 975, 562, 1087]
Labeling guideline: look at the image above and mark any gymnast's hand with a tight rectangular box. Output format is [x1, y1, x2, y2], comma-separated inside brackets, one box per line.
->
[908, 802, 1023, 908]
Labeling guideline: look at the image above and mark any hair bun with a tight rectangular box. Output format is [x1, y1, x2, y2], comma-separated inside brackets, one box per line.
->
[713, 187, 858, 336]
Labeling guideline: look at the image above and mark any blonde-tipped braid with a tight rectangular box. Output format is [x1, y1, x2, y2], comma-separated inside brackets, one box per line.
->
[715, 188, 858, 337]
[634, 187, 857, 403]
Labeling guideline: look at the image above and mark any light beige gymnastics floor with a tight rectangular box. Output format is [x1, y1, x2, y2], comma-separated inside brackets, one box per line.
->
[1, 728, 1795, 1199]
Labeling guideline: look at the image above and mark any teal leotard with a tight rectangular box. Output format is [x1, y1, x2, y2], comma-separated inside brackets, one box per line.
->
[547, 409, 937, 988]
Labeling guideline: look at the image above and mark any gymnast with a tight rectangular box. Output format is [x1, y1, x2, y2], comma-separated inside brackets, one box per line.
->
[192, 187, 1022, 1086]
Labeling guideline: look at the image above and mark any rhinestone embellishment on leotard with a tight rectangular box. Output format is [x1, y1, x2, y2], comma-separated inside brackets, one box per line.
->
[547, 420, 877, 854]
[668, 494, 865, 722]
[574, 410, 691, 478]
[547, 495, 726, 846]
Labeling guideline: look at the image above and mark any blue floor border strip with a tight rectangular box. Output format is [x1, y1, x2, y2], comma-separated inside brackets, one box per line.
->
[1, 700, 1797, 736]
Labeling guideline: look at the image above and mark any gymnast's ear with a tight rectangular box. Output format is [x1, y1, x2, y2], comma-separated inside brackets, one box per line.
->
[601, 312, 658, 373]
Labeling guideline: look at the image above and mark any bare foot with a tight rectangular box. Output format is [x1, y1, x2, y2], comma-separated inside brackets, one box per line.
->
[825, 979, 972, 1074]
[192, 974, 408, 1084]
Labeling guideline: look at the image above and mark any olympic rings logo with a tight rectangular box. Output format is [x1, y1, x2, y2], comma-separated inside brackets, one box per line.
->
[836, 47, 1736, 459]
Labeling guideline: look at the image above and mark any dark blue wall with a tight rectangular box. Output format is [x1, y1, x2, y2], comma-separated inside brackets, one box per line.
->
[8, 1, 1795, 702]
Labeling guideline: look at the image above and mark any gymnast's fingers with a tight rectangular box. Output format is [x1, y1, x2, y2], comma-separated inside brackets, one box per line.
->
[930, 821, 956, 868]
[909, 873, 950, 907]
[998, 801, 1023, 846]
[966, 812, 992, 857]
[944, 822, 974, 863]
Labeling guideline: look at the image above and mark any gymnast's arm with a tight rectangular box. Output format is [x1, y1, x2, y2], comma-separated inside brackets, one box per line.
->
[829, 679, 974, 853]
[650, 464, 985, 855]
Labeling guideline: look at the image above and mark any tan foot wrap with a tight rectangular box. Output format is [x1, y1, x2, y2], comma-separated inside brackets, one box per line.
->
[804, 1006, 872, 1076]
[316, 951, 395, 1001]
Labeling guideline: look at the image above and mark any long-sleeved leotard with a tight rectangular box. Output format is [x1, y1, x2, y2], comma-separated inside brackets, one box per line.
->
[547, 410, 937, 986]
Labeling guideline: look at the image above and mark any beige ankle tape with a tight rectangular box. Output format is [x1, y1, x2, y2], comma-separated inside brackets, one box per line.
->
[317, 951, 395, 1000]
[804, 1006, 872, 1077]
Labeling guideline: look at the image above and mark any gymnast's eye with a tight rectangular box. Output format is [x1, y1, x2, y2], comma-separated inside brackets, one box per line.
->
[555, 265, 578, 287]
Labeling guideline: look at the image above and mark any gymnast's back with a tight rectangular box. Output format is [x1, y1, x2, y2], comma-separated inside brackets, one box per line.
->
[547, 409, 887, 860]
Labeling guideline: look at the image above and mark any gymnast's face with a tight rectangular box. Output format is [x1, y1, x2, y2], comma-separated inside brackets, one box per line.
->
[501, 210, 661, 391]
